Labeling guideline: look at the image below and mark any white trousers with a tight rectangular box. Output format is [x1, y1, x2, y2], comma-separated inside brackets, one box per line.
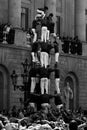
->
[48, 79, 50, 93]
[55, 78, 60, 94]
[47, 30, 50, 41]
[32, 28, 37, 43]
[41, 26, 49, 42]
[55, 52, 59, 63]
[40, 78, 48, 94]
[31, 52, 38, 62]
[40, 52, 48, 68]
[30, 77, 36, 93]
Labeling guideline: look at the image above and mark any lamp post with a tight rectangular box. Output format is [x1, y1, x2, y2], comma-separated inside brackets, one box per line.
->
[11, 58, 30, 108]
[11, 70, 18, 90]
[21, 58, 30, 72]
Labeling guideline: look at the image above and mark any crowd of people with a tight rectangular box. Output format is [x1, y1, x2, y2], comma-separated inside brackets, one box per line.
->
[61, 36, 82, 55]
[0, 104, 87, 130]
[0, 23, 15, 44]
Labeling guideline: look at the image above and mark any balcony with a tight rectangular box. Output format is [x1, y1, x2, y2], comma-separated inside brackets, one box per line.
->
[0, 25, 31, 49]
[58, 38, 87, 58]
[1, 26, 87, 59]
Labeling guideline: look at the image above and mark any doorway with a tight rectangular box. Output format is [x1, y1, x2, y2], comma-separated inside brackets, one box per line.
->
[0, 65, 9, 111]
[0, 72, 4, 111]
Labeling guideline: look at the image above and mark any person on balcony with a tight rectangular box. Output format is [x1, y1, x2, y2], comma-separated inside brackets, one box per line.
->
[75, 37, 82, 55]
[62, 36, 70, 54]
[3, 23, 11, 44]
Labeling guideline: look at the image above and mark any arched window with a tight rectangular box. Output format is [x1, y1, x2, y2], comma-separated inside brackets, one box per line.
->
[0, 65, 9, 111]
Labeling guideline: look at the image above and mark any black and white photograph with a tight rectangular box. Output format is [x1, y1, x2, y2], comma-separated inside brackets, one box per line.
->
[0, 0, 86, 130]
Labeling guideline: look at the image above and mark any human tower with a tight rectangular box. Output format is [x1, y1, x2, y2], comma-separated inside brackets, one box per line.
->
[28, 7, 60, 107]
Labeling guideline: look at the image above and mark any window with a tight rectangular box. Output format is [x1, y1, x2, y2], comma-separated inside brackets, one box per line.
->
[56, 0, 62, 13]
[21, 7, 28, 30]
[56, 16, 60, 35]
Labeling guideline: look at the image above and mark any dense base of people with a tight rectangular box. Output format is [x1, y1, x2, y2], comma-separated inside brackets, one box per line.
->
[0, 105, 87, 130]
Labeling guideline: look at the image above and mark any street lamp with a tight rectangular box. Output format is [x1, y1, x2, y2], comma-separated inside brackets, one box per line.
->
[11, 58, 30, 107]
[11, 70, 18, 90]
[21, 58, 30, 72]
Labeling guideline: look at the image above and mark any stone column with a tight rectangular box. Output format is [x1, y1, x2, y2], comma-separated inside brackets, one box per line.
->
[8, 0, 21, 28]
[75, 0, 86, 41]
[44, 0, 56, 33]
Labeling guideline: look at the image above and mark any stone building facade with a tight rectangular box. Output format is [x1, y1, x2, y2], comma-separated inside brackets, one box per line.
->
[0, 0, 87, 111]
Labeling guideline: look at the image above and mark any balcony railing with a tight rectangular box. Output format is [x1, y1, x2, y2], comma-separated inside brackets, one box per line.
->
[58, 37, 87, 57]
[0, 25, 31, 48]
[1, 25, 87, 57]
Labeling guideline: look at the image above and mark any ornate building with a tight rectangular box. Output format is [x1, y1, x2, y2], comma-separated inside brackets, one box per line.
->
[0, 0, 87, 111]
